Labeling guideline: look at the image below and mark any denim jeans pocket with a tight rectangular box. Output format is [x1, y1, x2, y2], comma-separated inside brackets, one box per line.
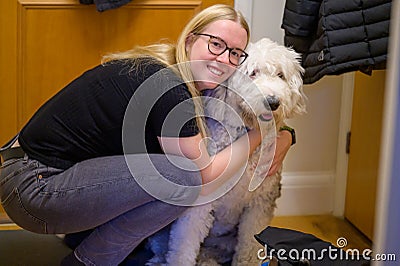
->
[35, 164, 63, 192]
[35, 170, 49, 190]
[1, 187, 47, 233]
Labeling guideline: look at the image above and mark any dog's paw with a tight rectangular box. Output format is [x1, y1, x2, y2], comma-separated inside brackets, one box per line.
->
[197, 257, 221, 266]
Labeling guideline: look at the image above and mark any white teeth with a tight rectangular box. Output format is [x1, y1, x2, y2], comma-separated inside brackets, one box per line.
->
[208, 66, 223, 76]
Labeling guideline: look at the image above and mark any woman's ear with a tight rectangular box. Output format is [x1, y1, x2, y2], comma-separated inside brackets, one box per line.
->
[185, 33, 195, 52]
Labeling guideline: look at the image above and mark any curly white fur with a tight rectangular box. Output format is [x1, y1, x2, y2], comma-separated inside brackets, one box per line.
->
[146, 38, 306, 266]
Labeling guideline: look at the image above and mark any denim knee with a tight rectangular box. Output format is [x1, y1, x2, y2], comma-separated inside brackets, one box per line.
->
[124, 154, 202, 206]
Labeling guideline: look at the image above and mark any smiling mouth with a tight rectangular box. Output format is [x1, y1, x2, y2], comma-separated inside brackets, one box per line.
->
[208, 65, 223, 76]
[259, 113, 273, 121]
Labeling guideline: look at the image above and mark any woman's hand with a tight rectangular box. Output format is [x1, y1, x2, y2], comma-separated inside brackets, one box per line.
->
[267, 129, 292, 176]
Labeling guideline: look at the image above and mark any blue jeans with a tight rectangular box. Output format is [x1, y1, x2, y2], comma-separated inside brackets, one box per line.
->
[0, 153, 201, 265]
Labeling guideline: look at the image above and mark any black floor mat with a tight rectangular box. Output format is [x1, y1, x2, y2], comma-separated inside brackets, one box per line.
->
[0, 230, 154, 266]
[0, 230, 71, 265]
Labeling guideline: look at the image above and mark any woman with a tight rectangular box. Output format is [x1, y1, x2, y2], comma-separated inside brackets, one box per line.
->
[0, 4, 292, 265]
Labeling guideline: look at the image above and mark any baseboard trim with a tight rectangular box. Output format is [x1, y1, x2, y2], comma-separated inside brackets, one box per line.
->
[275, 171, 335, 216]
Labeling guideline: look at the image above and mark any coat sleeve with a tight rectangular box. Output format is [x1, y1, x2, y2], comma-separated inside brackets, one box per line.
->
[281, 0, 322, 36]
[281, 0, 322, 53]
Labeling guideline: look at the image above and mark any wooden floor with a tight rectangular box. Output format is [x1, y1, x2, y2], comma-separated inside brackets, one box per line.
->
[2, 211, 372, 252]
[1, 212, 372, 265]
[270, 215, 372, 251]
[0, 211, 18, 231]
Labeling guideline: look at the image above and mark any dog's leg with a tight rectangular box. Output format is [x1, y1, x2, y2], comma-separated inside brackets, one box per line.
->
[165, 204, 215, 266]
[232, 174, 282, 266]
[198, 229, 238, 265]
[196, 256, 221, 266]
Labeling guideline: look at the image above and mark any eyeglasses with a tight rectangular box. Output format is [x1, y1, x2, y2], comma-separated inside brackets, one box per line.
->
[193, 33, 248, 66]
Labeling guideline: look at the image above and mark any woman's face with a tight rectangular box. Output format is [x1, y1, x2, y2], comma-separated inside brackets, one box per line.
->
[187, 19, 248, 91]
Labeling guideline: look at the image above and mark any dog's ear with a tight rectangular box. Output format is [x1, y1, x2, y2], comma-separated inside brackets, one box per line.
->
[288, 64, 307, 117]
[281, 48, 306, 117]
[241, 110, 258, 129]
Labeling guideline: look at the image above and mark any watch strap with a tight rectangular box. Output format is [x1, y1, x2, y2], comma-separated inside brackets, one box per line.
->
[279, 125, 296, 145]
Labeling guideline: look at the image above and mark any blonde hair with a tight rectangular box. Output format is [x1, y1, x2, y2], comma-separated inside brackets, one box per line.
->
[103, 4, 250, 137]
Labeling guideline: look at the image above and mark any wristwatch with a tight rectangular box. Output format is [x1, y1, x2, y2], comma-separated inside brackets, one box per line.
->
[279, 125, 296, 145]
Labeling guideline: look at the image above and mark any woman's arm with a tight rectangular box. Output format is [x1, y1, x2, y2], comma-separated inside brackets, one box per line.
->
[158, 128, 261, 186]
[267, 129, 292, 176]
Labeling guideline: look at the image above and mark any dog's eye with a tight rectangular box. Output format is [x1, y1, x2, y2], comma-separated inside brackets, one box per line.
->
[249, 70, 259, 79]
[277, 72, 285, 80]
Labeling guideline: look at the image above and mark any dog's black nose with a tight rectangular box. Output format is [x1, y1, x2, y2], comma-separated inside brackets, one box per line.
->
[264, 95, 280, 111]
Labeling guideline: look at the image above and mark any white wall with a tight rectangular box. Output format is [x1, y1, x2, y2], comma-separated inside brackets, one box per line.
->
[374, 0, 400, 258]
[236, 0, 349, 216]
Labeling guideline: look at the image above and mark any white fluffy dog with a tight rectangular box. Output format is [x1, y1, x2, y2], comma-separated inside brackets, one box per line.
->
[146, 38, 306, 266]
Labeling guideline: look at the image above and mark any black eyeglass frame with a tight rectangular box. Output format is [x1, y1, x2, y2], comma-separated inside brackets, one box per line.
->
[193, 33, 249, 66]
